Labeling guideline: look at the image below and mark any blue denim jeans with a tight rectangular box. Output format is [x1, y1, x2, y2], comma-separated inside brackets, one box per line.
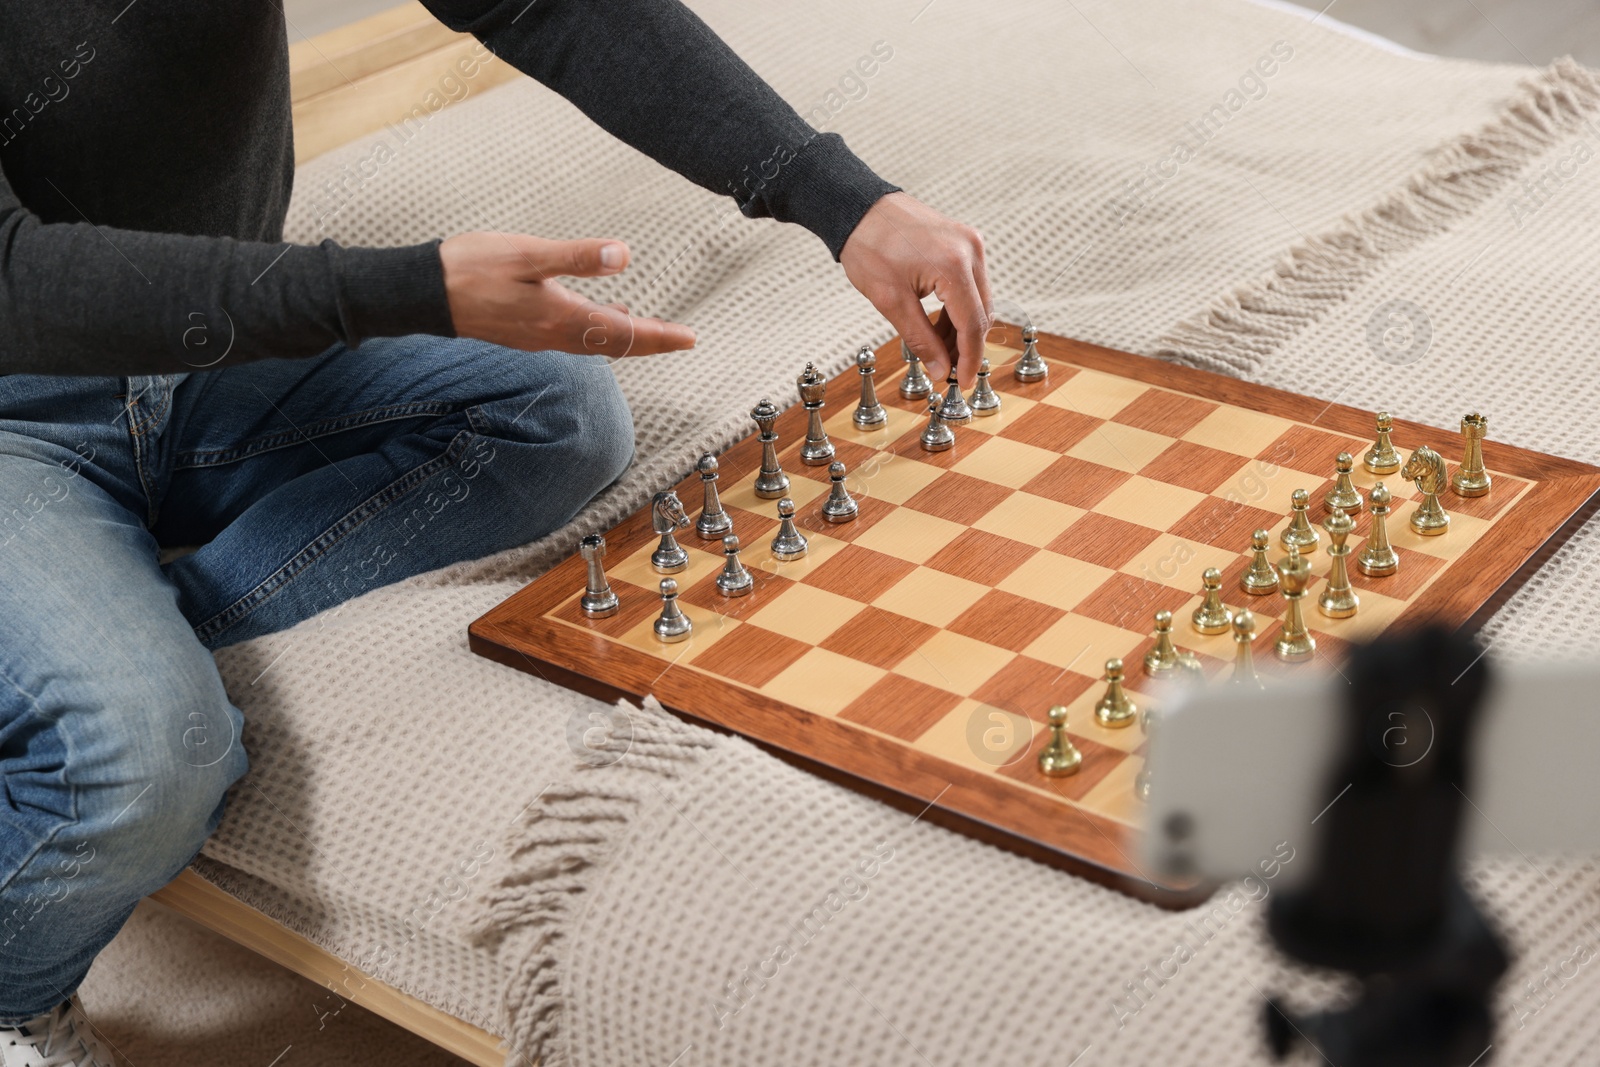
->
[0, 337, 633, 1019]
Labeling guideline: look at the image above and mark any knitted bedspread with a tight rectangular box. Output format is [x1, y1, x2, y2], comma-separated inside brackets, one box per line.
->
[190, 1, 1600, 1063]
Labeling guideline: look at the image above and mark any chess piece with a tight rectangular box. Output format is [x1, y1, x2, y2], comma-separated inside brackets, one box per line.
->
[1094, 658, 1138, 728]
[770, 497, 808, 561]
[1241, 528, 1280, 595]
[1318, 506, 1360, 619]
[751, 398, 790, 500]
[1143, 609, 1182, 675]
[1363, 410, 1401, 475]
[1274, 543, 1316, 662]
[1451, 412, 1491, 497]
[1402, 444, 1451, 536]
[577, 533, 619, 618]
[694, 453, 733, 539]
[1324, 452, 1363, 514]
[1014, 323, 1047, 383]
[1134, 706, 1157, 801]
[969, 357, 1001, 416]
[653, 578, 692, 642]
[715, 534, 753, 597]
[1280, 488, 1320, 554]
[797, 362, 835, 466]
[1356, 481, 1400, 577]
[852, 346, 888, 430]
[820, 461, 858, 524]
[1037, 704, 1083, 777]
[649, 489, 691, 573]
[919, 395, 955, 452]
[938, 375, 973, 424]
[1229, 609, 1263, 689]
[900, 340, 933, 400]
[1191, 567, 1232, 635]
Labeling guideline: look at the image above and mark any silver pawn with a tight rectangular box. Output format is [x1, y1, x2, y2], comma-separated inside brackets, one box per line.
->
[577, 533, 619, 618]
[771, 498, 808, 561]
[653, 578, 692, 643]
[695, 453, 732, 539]
[716, 534, 753, 598]
[821, 461, 858, 524]
[751, 398, 789, 500]
[649, 489, 691, 573]
[852, 346, 887, 430]
[1014, 324, 1047, 383]
[939, 374, 973, 424]
[797, 363, 834, 466]
[969, 357, 1001, 416]
[900, 340, 932, 399]
[919, 395, 955, 452]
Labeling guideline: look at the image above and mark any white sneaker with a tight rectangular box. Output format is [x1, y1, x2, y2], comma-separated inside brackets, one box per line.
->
[0, 998, 117, 1067]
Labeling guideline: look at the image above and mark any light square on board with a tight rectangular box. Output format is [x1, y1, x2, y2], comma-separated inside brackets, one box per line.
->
[997, 727, 1128, 804]
[610, 540, 724, 596]
[1075, 753, 1145, 827]
[918, 699, 1038, 774]
[823, 403, 920, 448]
[961, 393, 1038, 435]
[872, 565, 992, 627]
[1389, 509, 1492, 561]
[720, 466, 829, 516]
[972, 491, 1085, 548]
[1040, 368, 1147, 418]
[1093, 476, 1209, 532]
[1022, 613, 1145, 675]
[997, 549, 1115, 613]
[1118, 535, 1242, 593]
[849, 450, 946, 505]
[745, 582, 869, 646]
[851, 506, 967, 564]
[892, 628, 1017, 697]
[750, 530, 850, 580]
[1307, 586, 1412, 642]
[951, 435, 1060, 489]
[759, 647, 886, 717]
[613, 608, 743, 664]
[1182, 406, 1296, 457]
[1065, 421, 1174, 474]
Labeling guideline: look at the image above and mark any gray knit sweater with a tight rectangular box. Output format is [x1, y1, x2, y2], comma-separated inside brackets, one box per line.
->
[0, 1, 897, 377]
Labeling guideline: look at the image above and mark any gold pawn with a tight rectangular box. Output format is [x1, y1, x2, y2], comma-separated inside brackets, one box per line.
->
[1037, 704, 1083, 777]
[1143, 609, 1182, 675]
[1230, 608, 1264, 689]
[1451, 413, 1492, 497]
[1094, 658, 1138, 728]
[1324, 451, 1363, 514]
[1191, 567, 1232, 635]
[1240, 528, 1280, 595]
[1280, 488, 1320, 554]
[1274, 543, 1316, 662]
[1356, 481, 1400, 576]
[1364, 410, 1401, 475]
[1318, 506, 1360, 618]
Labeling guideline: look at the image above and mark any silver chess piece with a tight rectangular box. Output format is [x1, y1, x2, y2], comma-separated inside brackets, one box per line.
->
[771, 498, 808, 561]
[852, 346, 887, 430]
[1014, 323, 1047, 383]
[716, 534, 753, 597]
[653, 578, 692, 643]
[797, 363, 835, 466]
[900, 340, 932, 400]
[694, 453, 733, 539]
[649, 489, 691, 573]
[919, 395, 955, 452]
[821, 461, 858, 524]
[577, 533, 619, 618]
[969, 356, 1001, 416]
[751, 398, 789, 500]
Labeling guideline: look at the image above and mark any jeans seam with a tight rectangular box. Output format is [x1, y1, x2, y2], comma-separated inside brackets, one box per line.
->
[0, 666, 76, 902]
[189, 429, 475, 642]
[173, 401, 462, 470]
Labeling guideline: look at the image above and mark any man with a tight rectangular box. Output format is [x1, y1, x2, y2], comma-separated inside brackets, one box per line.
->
[0, 1, 990, 1062]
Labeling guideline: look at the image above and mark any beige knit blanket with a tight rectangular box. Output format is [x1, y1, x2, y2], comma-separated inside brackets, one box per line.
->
[189, 1, 1600, 1063]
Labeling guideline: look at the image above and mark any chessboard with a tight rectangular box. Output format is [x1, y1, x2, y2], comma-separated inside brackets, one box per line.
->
[469, 326, 1600, 905]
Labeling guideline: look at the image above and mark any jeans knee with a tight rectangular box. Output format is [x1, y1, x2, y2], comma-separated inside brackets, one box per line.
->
[498, 355, 634, 491]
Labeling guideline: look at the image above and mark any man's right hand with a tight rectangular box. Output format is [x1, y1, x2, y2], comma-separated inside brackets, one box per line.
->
[439, 232, 696, 357]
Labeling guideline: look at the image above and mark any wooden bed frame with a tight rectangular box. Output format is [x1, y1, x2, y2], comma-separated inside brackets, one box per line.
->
[147, 7, 519, 1065]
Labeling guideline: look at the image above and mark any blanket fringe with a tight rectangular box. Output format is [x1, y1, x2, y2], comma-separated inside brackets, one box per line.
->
[1155, 57, 1600, 376]
[469, 698, 719, 1067]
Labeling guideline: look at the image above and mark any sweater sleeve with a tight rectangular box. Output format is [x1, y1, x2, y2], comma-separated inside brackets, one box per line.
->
[419, 0, 900, 259]
[0, 163, 456, 378]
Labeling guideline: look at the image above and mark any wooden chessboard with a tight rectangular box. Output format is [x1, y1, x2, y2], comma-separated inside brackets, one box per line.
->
[469, 327, 1600, 905]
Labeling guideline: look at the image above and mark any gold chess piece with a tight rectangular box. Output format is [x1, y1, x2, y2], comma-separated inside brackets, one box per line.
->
[1356, 481, 1400, 577]
[1143, 609, 1182, 675]
[1451, 413, 1492, 498]
[1094, 658, 1138, 728]
[1230, 608, 1263, 688]
[1274, 543, 1316, 662]
[1191, 567, 1232, 635]
[1134, 705, 1157, 801]
[1364, 410, 1401, 475]
[1037, 704, 1083, 777]
[1318, 506, 1360, 619]
[1240, 528, 1280, 595]
[1280, 488, 1320, 554]
[1402, 444, 1451, 537]
[1324, 452, 1363, 514]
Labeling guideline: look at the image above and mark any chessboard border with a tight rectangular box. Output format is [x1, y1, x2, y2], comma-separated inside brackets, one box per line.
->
[469, 327, 1600, 909]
